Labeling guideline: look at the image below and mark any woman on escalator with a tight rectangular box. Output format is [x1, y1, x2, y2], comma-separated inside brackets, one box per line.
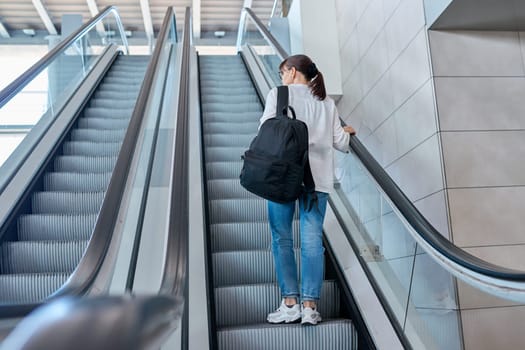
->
[261, 54, 355, 325]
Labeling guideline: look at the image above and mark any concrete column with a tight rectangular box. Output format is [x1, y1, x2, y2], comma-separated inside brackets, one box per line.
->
[287, 0, 342, 96]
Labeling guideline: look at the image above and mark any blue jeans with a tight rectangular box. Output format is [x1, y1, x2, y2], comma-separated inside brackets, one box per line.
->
[268, 192, 328, 301]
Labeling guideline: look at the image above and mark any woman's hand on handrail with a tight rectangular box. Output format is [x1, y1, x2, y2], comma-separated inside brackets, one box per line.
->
[343, 125, 356, 135]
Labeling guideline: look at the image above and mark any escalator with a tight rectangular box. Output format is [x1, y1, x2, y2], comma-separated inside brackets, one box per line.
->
[0, 55, 150, 304]
[199, 55, 357, 349]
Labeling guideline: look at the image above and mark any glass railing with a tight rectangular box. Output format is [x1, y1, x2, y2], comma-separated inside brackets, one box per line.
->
[237, 8, 286, 87]
[0, 6, 128, 188]
[334, 150, 462, 350]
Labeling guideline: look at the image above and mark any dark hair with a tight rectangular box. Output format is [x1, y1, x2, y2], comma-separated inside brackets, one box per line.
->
[279, 54, 327, 100]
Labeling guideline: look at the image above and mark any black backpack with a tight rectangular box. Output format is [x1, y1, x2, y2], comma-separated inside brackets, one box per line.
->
[240, 85, 315, 205]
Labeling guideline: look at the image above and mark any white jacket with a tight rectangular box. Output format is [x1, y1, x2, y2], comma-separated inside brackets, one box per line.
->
[260, 84, 350, 194]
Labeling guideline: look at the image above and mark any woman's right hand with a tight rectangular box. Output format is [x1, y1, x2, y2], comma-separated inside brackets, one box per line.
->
[343, 126, 356, 135]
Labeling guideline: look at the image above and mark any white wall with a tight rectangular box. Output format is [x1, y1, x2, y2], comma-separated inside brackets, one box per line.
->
[334, 0, 449, 237]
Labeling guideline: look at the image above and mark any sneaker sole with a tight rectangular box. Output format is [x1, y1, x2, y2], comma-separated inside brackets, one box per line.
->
[267, 316, 301, 324]
[301, 317, 321, 325]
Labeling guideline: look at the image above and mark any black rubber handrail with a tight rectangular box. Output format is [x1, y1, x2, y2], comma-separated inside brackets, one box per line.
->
[158, 7, 191, 350]
[0, 6, 128, 110]
[0, 295, 184, 350]
[159, 6, 191, 298]
[242, 7, 288, 60]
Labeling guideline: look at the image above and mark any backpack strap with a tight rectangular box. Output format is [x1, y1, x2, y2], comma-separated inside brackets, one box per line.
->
[276, 85, 290, 118]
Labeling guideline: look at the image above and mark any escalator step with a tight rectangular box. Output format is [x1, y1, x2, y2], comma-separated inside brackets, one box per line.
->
[202, 110, 260, 123]
[0, 273, 69, 304]
[210, 221, 300, 252]
[205, 161, 243, 180]
[205, 146, 248, 162]
[200, 87, 257, 96]
[70, 129, 126, 143]
[213, 249, 301, 286]
[199, 81, 255, 89]
[203, 122, 258, 135]
[54, 156, 117, 173]
[44, 172, 111, 192]
[204, 134, 254, 147]
[89, 98, 137, 109]
[202, 102, 262, 114]
[201, 93, 260, 104]
[214, 281, 340, 327]
[1, 240, 88, 273]
[207, 179, 255, 199]
[217, 320, 357, 350]
[83, 107, 133, 119]
[93, 91, 140, 100]
[18, 214, 96, 241]
[32, 192, 104, 214]
[208, 198, 267, 223]
[63, 141, 122, 156]
[77, 117, 130, 130]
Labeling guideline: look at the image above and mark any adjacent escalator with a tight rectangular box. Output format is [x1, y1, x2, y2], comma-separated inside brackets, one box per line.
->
[0, 55, 150, 305]
[199, 54, 357, 349]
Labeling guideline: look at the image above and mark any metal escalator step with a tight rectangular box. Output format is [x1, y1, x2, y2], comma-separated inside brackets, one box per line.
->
[217, 320, 357, 350]
[63, 141, 121, 157]
[204, 134, 254, 147]
[1, 240, 88, 274]
[89, 98, 137, 109]
[202, 110, 260, 123]
[213, 249, 301, 286]
[200, 87, 256, 96]
[83, 107, 133, 119]
[202, 102, 262, 113]
[32, 192, 104, 214]
[77, 117, 130, 130]
[0, 273, 69, 304]
[96, 83, 133, 92]
[208, 198, 268, 223]
[205, 147, 247, 162]
[204, 122, 258, 135]
[200, 73, 251, 81]
[70, 129, 126, 143]
[200, 81, 254, 89]
[93, 91, 140, 100]
[201, 94, 259, 104]
[208, 198, 299, 224]
[54, 156, 117, 173]
[215, 281, 340, 327]
[205, 161, 242, 180]
[18, 214, 96, 241]
[210, 221, 300, 252]
[44, 172, 111, 192]
[207, 179, 255, 199]
[102, 75, 144, 83]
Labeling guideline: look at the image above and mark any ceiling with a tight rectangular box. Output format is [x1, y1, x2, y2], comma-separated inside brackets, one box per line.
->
[0, 0, 275, 43]
[430, 0, 525, 30]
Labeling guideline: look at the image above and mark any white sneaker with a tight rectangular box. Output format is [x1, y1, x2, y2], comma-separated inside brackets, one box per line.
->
[301, 305, 322, 325]
[267, 299, 301, 324]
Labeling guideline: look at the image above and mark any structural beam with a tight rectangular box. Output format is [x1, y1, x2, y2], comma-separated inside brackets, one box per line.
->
[0, 19, 10, 38]
[32, 0, 58, 35]
[139, 0, 154, 47]
[86, 0, 99, 17]
[193, 0, 201, 38]
[86, 0, 107, 38]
